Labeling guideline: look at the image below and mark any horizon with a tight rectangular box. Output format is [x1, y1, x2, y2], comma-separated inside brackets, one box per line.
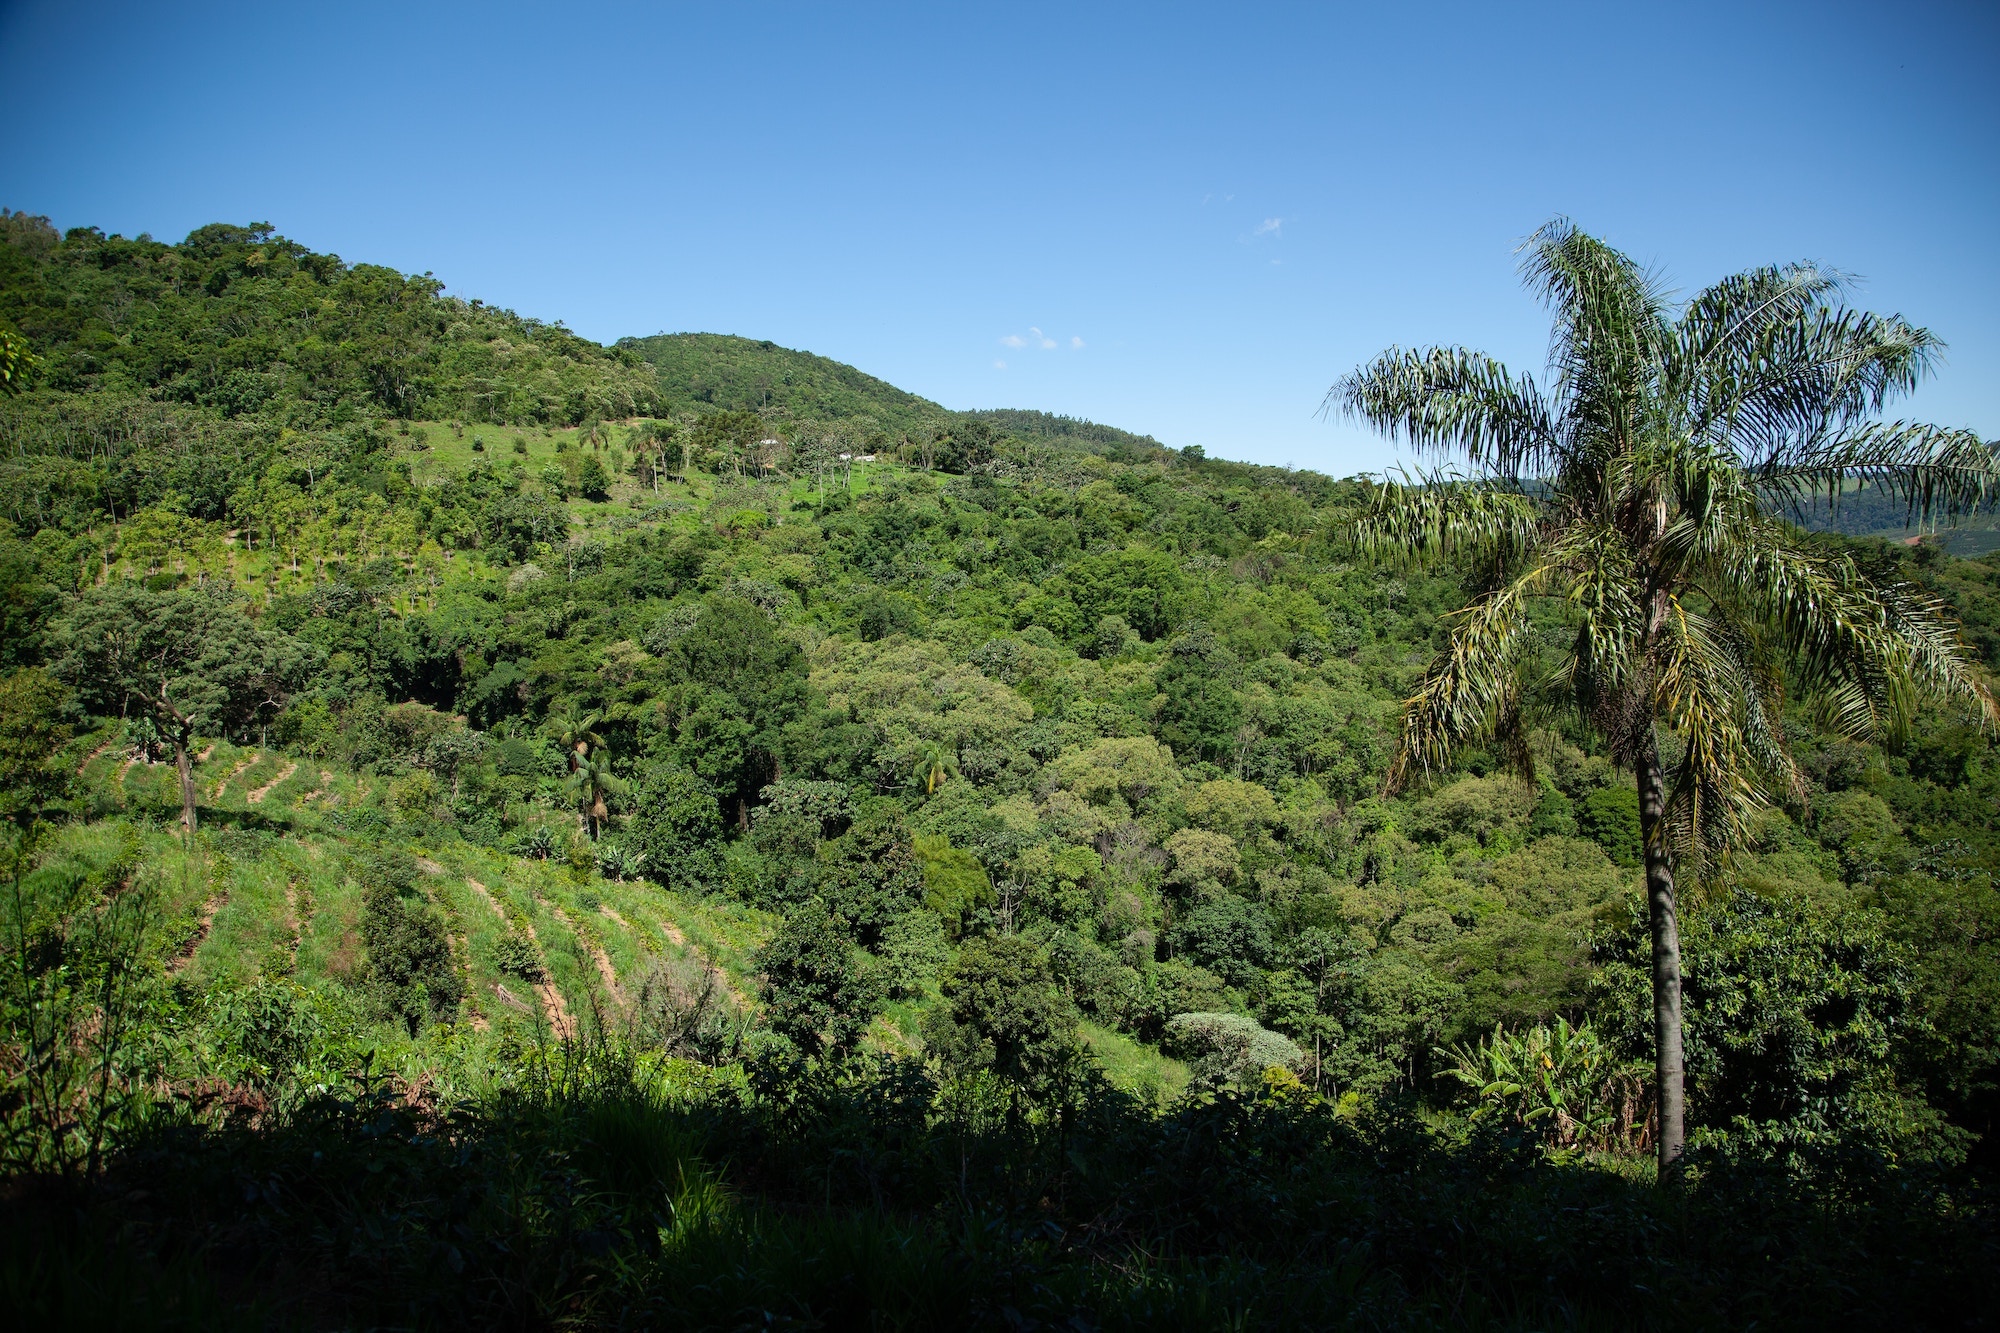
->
[2, 0, 1996, 470]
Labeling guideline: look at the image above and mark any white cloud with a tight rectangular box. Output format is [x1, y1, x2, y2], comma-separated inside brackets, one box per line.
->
[1003, 327, 1078, 352]
[1254, 217, 1282, 237]
[993, 359, 1007, 370]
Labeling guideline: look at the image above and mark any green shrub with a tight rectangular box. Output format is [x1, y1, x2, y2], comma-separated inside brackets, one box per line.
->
[875, 910, 949, 999]
[493, 931, 546, 984]
[1162, 1011, 1302, 1088]
[360, 880, 462, 1034]
[756, 907, 878, 1060]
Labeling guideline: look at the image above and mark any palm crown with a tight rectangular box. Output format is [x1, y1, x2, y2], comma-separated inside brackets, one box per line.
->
[1338, 219, 1996, 848]
[1331, 218, 1999, 1166]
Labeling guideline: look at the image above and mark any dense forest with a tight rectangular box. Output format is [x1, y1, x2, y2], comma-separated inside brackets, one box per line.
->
[3, 212, 1998, 1329]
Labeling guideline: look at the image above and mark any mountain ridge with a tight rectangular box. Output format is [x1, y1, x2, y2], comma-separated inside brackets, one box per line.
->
[619, 330, 1170, 453]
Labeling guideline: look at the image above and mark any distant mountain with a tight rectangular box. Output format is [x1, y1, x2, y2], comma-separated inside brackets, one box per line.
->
[1787, 485, 2000, 557]
[616, 332, 1171, 453]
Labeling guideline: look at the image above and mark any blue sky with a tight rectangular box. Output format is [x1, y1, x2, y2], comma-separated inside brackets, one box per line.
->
[2, 0, 1994, 474]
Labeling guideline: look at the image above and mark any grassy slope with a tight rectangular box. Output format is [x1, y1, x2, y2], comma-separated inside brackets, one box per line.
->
[72, 735, 767, 1050]
[72, 725, 1182, 1093]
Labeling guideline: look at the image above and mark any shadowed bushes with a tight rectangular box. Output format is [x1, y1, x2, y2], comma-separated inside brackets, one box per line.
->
[7, 1036, 1989, 1331]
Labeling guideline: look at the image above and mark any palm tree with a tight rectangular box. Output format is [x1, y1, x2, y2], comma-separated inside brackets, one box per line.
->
[570, 749, 627, 841]
[547, 704, 604, 774]
[1330, 219, 1999, 1170]
[912, 738, 960, 796]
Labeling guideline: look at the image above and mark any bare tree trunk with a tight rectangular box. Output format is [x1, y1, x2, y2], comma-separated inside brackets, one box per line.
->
[174, 732, 198, 836]
[1634, 736, 1685, 1171]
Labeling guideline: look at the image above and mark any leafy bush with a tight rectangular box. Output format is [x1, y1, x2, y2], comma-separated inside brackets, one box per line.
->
[875, 910, 950, 998]
[492, 931, 546, 985]
[1596, 888, 1956, 1164]
[755, 908, 878, 1060]
[203, 977, 348, 1088]
[924, 934, 1081, 1102]
[360, 878, 462, 1034]
[627, 766, 721, 887]
[1162, 1011, 1302, 1088]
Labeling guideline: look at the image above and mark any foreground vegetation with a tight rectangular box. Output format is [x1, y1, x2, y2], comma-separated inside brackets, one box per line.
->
[2, 210, 1998, 1327]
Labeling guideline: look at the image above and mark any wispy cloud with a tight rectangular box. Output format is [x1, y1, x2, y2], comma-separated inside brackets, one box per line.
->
[999, 328, 1084, 353]
[1253, 217, 1282, 237]
[993, 359, 1007, 370]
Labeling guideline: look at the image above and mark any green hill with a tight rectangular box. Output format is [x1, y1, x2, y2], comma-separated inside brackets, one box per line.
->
[617, 331, 951, 439]
[5, 213, 2000, 1329]
[964, 407, 1166, 455]
[617, 332, 1170, 454]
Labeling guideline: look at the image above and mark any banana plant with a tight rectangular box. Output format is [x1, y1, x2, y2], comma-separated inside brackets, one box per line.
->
[516, 825, 558, 861]
[595, 842, 645, 883]
[1440, 1018, 1635, 1149]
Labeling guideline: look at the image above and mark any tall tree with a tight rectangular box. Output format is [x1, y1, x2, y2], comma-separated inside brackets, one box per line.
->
[52, 585, 314, 835]
[569, 748, 625, 840]
[1330, 218, 2000, 1169]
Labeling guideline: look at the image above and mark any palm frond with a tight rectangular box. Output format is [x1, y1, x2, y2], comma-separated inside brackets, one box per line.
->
[1755, 421, 2000, 525]
[1670, 262, 1848, 383]
[1517, 218, 1673, 418]
[1689, 306, 1948, 464]
[1708, 519, 1997, 740]
[1329, 347, 1560, 476]
[1649, 597, 1779, 852]
[1350, 474, 1543, 569]
[1545, 522, 1645, 704]
[1388, 570, 1545, 791]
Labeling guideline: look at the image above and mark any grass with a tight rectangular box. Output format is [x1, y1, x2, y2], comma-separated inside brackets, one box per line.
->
[1083, 1020, 1190, 1103]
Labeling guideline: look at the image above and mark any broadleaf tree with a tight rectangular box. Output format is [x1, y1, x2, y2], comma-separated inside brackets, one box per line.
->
[53, 584, 315, 835]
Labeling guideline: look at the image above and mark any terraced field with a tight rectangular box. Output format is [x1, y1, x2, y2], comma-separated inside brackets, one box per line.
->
[68, 733, 777, 1062]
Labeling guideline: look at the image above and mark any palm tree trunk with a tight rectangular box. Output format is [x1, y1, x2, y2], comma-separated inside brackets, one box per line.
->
[1634, 736, 1685, 1170]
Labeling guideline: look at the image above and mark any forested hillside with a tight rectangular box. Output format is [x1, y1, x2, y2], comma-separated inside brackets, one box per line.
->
[620, 331, 948, 438]
[3, 215, 1998, 1329]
